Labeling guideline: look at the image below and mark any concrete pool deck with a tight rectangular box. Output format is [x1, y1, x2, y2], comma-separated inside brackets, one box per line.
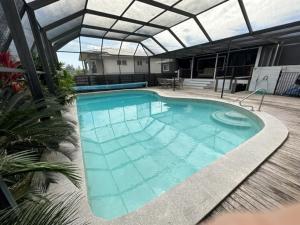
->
[48, 88, 288, 225]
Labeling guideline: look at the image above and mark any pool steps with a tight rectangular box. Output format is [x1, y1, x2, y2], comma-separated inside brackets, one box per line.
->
[211, 111, 251, 128]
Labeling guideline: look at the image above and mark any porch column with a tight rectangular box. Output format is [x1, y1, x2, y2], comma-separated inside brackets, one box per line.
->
[190, 56, 195, 79]
[271, 43, 280, 66]
[1, 0, 43, 100]
[254, 46, 262, 68]
[221, 42, 231, 98]
[213, 53, 219, 80]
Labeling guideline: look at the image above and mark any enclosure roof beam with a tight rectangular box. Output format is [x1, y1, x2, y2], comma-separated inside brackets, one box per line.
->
[168, 28, 186, 48]
[152, 37, 168, 52]
[44, 10, 84, 31]
[80, 34, 140, 44]
[136, 0, 193, 17]
[238, 0, 253, 33]
[53, 32, 80, 51]
[1, 0, 44, 100]
[51, 25, 82, 42]
[82, 24, 151, 38]
[86, 9, 167, 30]
[140, 43, 154, 55]
[27, 7, 56, 94]
[194, 17, 212, 43]
[27, 0, 59, 10]
[1, 3, 26, 51]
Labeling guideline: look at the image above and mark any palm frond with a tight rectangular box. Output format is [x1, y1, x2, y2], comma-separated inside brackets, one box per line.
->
[0, 151, 81, 188]
[0, 193, 89, 225]
[0, 90, 78, 159]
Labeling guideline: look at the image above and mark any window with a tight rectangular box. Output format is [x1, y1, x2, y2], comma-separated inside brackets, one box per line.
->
[137, 60, 143, 66]
[117, 59, 127, 65]
[162, 63, 170, 72]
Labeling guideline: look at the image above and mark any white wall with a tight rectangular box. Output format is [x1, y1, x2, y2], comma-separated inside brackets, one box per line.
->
[87, 56, 149, 75]
[216, 80, 232, 91]
[150, 58, 162, 74]
[134, 58, 148, 73]
[103, 56, 121, 74]
[249, 65, 300, 94]
[249, 67, 282, 94]
[119, 56, 135, 74]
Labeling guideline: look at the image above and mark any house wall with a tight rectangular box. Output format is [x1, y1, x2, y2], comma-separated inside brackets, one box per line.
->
[134, 57, 148, 73]
[102, 56, 121, 74]
[85, 55, 149, 75]
[150, 58, 162, 74]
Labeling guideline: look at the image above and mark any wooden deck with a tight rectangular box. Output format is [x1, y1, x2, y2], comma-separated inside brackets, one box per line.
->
[152, 88, 300, 224]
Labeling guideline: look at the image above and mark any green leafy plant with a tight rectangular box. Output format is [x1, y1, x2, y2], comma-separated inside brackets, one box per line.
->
[0, 90, 77, 159]
[0, 151, 80, 189]
[0, 90, 87, 224]
[0, 151, 85, 225]
[0, 193, 88, 225]
[0, 89, 78, 193]
[54, 70, 75, 104]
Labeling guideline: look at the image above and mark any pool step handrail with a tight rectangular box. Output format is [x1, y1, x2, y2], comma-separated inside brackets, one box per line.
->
[238, 88, 267, 111]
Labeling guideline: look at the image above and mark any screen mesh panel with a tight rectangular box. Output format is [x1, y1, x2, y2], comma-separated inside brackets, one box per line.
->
[136, 26, 163, 36]
[243, 0, 300, 31]
[60, 37, 80, 52]
[171, 18, 208, 47]
[126, 35, 147, 42]
[112, 20, 142, 32]
[143, 47, 153, 56]
[47, 16, 82, 40]
[80, 36, 102, 52]
[142, 38, 165, 54]
[154, 30, 182, 51]
[105, 32, 128, 39]
[23, 0, 300, 57]
[135, 44, 147, 56]
[151, 11, 187, 27]
[35, 0, 85, 27]
[175, 0, 225, 15]
[81, 28, 106, 38]
[102, 39, 122, 55]
[197, 0, 248, 40]
[123, 1, 164, 22]
[83, 14, 116, 28]
[87, 0, 132, 16]
[57, 52, 82, 68]
[120, 42, 138, 55]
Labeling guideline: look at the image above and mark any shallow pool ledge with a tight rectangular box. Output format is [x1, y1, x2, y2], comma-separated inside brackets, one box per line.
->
[49, 89, 288, 225]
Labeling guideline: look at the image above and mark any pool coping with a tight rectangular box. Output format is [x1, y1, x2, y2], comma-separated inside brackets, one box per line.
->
[49, 88, 289, 225]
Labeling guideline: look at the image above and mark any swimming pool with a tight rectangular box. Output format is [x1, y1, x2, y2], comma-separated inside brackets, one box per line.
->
[76, 91, 263, 220]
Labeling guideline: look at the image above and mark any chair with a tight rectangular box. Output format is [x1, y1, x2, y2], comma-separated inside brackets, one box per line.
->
[157, 78, 171, 88]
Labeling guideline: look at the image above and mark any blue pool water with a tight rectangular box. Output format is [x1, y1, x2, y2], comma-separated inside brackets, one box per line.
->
[76, 91, 263, 220]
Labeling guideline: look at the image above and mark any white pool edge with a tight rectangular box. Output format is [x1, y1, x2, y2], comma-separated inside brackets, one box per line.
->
[50, 88, 289, 225]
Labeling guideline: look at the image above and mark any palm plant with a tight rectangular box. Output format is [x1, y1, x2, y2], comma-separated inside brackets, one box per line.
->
[0, 151, 86, 225]
[0, 193, 88, 225]
[0, 151, 80, 188]
[0, 89, 77, 159]
[0, 88, 79, 193]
